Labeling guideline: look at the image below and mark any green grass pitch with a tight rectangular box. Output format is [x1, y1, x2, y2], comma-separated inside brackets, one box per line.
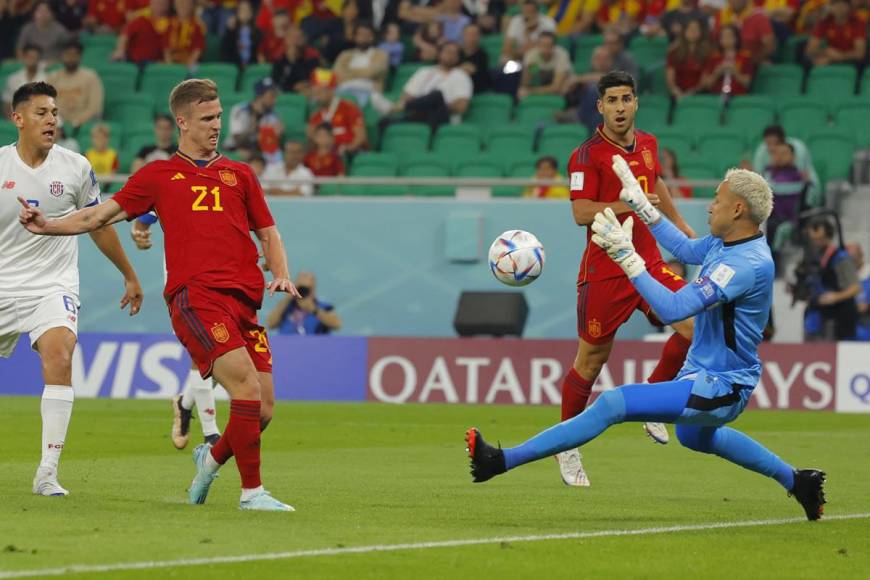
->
[1, 397, 869, 579]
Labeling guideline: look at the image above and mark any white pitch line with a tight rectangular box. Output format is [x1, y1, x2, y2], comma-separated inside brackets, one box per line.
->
[1, 513, 869, 579]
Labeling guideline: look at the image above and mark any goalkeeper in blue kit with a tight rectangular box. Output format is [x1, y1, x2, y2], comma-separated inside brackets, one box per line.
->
[466, 157, 827, 521]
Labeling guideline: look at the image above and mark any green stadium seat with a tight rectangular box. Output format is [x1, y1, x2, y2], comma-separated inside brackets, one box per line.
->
[696, 129, 747, 174]
[238, 64, 272, 96]
[752, 64, 803, 97]
[724, 95, 775, 134]
[465, 93, 513, 126]
[573, 46, 595, 73]
[344, 160, 402, 196]
[515, 96, 563, 124]
[95, 62, 139, 103]
[432, 123, 481, 153]
[807, 129, 856, 182]
[538, 124, 588, 156]
[779, 98, 829, 141]
[629, 36, 668, 70]
[480, 34, 504, 66]
[574, 34, 603, 54]
[402, 158, 452, 196]
[0, 121, 18, 144]
[196, 63, 239, 94]
[105, 93, 154, 127]
[503, 153, 539, 176]
[643, 64, 668, 95]
[834, 101, 870, 147]
[861, 71, 870, 96]
[351, 152, 398, 173]
[118, 129, 156, 172]
[81, 47, 115, 69]
[670, 95, 722, 131]
[491, 163, 529, 197]
[78, 120, 123, 151]
[655, 128, 694, 161]
[139, 64, 188, 111]
[81, 34, 117, 51]
[381, 122, 431, 155]
[454, 159, 503, 177]
[680, 159, 718, 198]
[201, 34, 222, 63]
[805, 65, 858, 100]
[486, 125, 536, 154]
[637, 94, 670, 128]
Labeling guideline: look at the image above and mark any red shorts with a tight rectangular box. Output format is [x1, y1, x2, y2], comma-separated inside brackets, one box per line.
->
[167, 285, 272, 378]
[577, 261, 687, 344]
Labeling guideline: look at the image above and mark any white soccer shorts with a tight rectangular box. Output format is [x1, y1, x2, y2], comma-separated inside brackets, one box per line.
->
[0, 292, 80, 358]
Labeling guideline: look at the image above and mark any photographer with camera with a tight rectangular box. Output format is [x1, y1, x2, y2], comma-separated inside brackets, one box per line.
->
[266, 271, 342, 335]
[796, 217, 860, 341]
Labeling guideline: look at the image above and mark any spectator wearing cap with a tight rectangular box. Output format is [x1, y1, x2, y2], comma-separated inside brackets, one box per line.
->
[333, 20, 388, 107]
[223, 77, 284, 161]
[163, 0, 206, 66]
[47, 39, 105, 129]
[16, 2, 72, 63]
[307, 68, 367, 155]
[805, 0, 867, 67]
[112, 0, 172, 64]
[3, 44, 47, 116]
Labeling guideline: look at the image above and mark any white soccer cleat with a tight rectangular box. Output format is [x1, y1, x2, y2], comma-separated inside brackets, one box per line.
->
[240, 490, 295, 512]
[644, 422, 670, 444]
[556, 449, 590, 487]
[32, 467, 69, 496]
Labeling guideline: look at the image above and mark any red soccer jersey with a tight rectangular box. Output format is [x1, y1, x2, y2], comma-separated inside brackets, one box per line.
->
[304, 150, 345, 176]
[666, 48, 709, 91]
[704, 49, 754, 95]
[568, 127, 665, 283]
[124, 14, 170, 63]
[111, 152, 275, 306]
[307, 99, 364, 150]
[163, 16, 206, 64]
[812, 15, 867, 53]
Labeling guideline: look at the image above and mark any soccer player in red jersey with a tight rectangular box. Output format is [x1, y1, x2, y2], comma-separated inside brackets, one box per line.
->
[557, 71, 697, 487]
[18, 79, 300, 512]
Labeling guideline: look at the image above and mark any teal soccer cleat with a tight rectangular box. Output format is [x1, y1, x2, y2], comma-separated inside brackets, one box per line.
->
[188, 443, 218, 505]
[240, 489, 295, 512]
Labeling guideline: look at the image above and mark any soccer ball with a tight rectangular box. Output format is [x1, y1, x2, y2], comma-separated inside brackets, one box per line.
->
[488, 230, 545, 287]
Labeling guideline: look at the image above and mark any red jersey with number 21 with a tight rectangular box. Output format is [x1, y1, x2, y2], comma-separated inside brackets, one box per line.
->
[112, 152, 275, 306]
[568, 127, 665, 284]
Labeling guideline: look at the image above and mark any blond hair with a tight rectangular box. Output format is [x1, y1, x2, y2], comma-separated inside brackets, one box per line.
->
[724, 168, 773, 224]
[168, 78, 219, 117]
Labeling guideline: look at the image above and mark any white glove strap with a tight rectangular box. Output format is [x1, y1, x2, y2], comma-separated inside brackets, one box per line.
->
[618, 252, 646, 279]
[635, 203, 661, 225]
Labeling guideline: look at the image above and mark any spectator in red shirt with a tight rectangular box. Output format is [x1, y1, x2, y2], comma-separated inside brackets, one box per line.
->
[714, 0, 776, 64]
[306, 68, 367, 155]
[256, 0, 302, 33]
[806, 0, 867, 67]
[304, 122, 346, 177]
[701, 24, 754, 98]
[111, 0, 171, 64]
[258, 8, 292, 63]
[595, 0, 645, 36]
[84, 0, 136, 33]
[163, 0, 205, 66]
[666, 18, 711, 100]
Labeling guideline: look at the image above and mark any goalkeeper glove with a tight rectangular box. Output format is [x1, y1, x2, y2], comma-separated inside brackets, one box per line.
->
[612, 154, 661, 225]
[591, 208, 646, 279]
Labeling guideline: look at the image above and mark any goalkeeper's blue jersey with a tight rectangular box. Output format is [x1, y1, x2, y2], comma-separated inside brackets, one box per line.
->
[677, 233, 774, 389]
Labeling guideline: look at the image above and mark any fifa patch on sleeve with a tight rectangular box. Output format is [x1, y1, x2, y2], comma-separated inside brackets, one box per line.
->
[710, 263, 736, 289]
[570, 172, 584, 191]
[692, 276, 720, 309]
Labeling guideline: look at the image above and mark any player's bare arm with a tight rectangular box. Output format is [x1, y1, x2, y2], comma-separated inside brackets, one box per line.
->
[571, 198, 632, 226]
[88, 225, 144, 316]
[130, 219, 152, 250]
[653, 177, 696, 238]
[255, 225, 301, 298]
[18, 197, 129, 235]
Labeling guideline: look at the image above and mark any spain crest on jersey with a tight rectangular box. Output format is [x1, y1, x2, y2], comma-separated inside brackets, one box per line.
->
[588, 318, 602, 338]
[211, 323, 230, 343]
[219, 170, 237, 187]
[642, 149, 654, 170]
[49, 181, 64, 197]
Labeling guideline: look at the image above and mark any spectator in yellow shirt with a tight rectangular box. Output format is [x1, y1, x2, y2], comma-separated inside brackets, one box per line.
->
[523, 156, 570, 199]
[85, 123, 120, 177]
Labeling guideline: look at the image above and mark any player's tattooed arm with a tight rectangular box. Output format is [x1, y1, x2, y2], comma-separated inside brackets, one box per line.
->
[18, 197, 129, 235]
[653, 177, 696, 239]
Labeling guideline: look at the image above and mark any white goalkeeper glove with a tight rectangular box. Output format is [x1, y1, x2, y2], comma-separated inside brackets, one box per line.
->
[612, 154, 661, 225]
[591, 208, 646, 279]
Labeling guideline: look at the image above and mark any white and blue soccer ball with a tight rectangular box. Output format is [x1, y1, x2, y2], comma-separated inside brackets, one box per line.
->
[488, 230, 545, 287]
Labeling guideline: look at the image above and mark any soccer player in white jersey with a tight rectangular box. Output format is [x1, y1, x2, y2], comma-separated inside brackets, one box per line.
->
[0, 82, 143, 496]
[130, 212, 221, 449]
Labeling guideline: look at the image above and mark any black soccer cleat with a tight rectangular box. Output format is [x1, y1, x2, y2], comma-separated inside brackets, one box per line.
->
[204, 434, 220, 446]
[465, 428, 507, 483]
[789, 469, 827, 521]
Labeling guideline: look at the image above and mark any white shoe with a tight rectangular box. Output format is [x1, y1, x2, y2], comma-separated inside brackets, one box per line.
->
[644, 422, 670, 444]
[240, 489, 295, 512]
[32, 467, 69, 496]
[555, 449, 590, 487]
